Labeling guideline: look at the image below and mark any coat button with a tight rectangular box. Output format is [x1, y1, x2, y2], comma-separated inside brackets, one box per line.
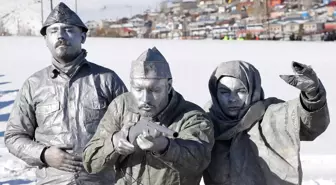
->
[50, 69, 59, 78]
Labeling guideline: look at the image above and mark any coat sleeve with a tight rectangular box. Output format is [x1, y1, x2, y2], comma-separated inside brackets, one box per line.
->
[83, 98, 122, 174]
[152, 112, 215, 176]
[4, 80, 46, 167]
[298, 84, 329, 141]
[106, 71, 128, 103]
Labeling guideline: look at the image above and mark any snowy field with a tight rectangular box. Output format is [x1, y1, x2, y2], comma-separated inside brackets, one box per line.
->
[0, 37, 335, 184]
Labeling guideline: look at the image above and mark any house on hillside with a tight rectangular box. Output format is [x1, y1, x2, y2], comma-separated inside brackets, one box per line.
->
[85, 20, 99, 36]
[230, 11, 247, 20]
[181, 0, 198, 10]
[199, 0, 216, 6]
[270, 10, 286, 19]
[129, 17, 145, 27]
[303, 21, 324, 33]
[269, 22, 283, 33]
[324, 21, 336, 31]
[97, 20, 113, 29]
[282, 20, 306, 33]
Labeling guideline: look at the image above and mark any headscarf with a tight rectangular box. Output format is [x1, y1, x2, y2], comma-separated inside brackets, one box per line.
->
[205, 60, 268, 184]
[207, 60, 265, 139]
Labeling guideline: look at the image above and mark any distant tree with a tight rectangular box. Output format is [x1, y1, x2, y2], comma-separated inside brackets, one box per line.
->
[246, 32, 254, 40]
[117, 17, 129, 24]
[94, 27, 120, 38]
[0, 20, 10, 36]
[251, 0, 270, 23]
[17, 23, 33, 36]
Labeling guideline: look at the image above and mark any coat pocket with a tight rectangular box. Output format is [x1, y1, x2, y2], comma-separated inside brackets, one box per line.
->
[35, 101, 60, 127]
[83, 99, 107, 134]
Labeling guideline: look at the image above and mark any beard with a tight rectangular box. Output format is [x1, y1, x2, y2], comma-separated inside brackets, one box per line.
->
[138, 104, 157, 117]
[53, 40, 78, 62]
[139, 110, 156, 117]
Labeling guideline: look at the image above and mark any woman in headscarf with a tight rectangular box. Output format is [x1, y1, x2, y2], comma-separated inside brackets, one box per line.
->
[203, 60, 329, 185]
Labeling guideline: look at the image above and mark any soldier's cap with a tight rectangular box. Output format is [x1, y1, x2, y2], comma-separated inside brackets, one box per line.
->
[40, 2, 88, 36]
[130, 47, 172, 79]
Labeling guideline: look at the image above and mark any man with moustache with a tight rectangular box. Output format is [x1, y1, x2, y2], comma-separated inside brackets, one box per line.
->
[83, 47, 214, 185]
[5, 2, 127, 185]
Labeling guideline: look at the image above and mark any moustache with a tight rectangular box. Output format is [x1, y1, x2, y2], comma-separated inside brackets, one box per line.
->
[138, 104, 154, 109]
[55, 40, 70, 48]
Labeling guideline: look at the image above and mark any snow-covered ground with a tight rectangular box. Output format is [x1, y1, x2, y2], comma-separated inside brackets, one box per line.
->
[0, 37, 335, 184]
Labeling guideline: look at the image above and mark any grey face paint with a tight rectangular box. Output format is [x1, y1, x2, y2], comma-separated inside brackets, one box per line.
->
[45, 23, 84, 63]
[131, 78, 171, 117]
[216, 76, 248, 118]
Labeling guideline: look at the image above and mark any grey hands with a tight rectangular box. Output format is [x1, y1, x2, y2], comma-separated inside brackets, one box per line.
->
[43, 145, 82, 172]
[113, 123, 135, 156]
[280, 61, 320, 98]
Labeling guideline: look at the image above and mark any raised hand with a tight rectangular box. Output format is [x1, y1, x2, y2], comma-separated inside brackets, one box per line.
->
[280, 61, 320, 97]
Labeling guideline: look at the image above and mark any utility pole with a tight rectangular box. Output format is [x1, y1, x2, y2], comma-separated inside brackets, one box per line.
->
[50, 0, 53, 11]
[266, 0, 270, 39]
[75, 0, 78, 13]
[41, 0, 44, 24]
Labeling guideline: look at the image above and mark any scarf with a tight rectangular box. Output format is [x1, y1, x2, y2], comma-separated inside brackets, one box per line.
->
[52, 49, 87, 78]
[207, 60, 267, 184]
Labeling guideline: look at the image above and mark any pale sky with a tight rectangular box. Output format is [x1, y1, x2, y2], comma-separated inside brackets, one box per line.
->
[49, 0, 165, 21]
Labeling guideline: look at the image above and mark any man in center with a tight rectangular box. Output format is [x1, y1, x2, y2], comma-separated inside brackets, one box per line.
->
[83, 47, 214, 185]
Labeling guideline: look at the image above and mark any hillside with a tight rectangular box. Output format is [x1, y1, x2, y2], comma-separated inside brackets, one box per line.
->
[0, 0, 161, 35]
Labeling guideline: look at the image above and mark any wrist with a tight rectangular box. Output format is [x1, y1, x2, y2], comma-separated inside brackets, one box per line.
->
[40, 146, 50, 165]
[154, 137, 170, 154]
[305, 88, 319, 100]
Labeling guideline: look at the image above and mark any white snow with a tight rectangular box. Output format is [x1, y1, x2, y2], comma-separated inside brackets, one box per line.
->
[0, 37, 335, 184]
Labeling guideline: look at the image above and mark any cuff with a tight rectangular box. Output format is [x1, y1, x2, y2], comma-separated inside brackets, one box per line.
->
[104, 134, 117, 157]
[40, 146, 50, 165]
[300, 87, 326, 112]
[33, 144, 48, 167]
[152, 139, 180, 163]
[152, 137, 170, 156]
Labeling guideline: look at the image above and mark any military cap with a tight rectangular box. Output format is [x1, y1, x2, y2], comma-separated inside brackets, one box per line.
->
[40, 2, 88, 36]
[130, 47, 172, 79]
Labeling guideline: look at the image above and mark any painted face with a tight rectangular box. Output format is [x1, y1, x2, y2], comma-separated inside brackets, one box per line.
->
[216, 76, 249, 118]
[45, 23, 85, 63]
[131, 78, 171, 117]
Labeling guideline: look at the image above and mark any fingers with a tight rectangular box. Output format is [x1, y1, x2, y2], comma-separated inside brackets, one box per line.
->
[153, 129, 161, 138]
[64, 159, 83, 167]
[143, 129, 148, 137]
[116, 139, 135, 155]
[60, 163, 81, 172]
[73, 155, 82, 161]
[136, 134, 149, 150]
[279, 75, 298, 87]
[137, 134, 151, 145]
[59, 166, 76, 172]
[292, 61, 306, 73]
[63, 152, 77, 161]
[136, 135, 144, 147]
[292, 61, 315, 76]
[60, 163, 76, 172]
[120, 139, 135, 149]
